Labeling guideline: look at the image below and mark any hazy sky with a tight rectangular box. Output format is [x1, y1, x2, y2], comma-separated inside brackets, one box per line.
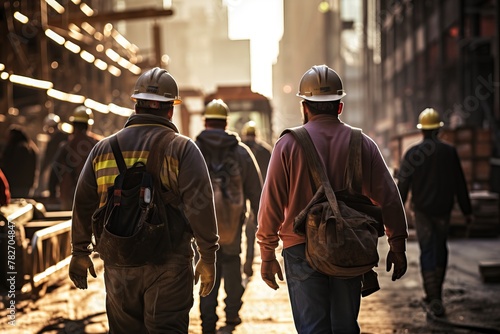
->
[225, 0, 283, 98]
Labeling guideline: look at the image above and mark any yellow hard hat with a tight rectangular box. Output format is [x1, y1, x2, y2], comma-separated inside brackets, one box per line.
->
[417, 108, 444, 130]
[242, 121, 257, 136]
[204, 99, 229, 120]
[70, 106, 93, 125]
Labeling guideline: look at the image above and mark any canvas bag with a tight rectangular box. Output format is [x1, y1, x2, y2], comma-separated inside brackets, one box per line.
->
[287, 126, 380, 278]
[91, 129, 184, 266]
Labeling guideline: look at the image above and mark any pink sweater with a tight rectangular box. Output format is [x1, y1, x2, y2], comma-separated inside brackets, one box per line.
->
[257, 114, 408, 261]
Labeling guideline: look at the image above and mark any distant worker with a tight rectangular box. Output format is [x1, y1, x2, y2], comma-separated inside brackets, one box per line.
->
[241, 121, 272, 180]
[0, 125, 39, 198]
[195, 99, 262, 334]
[257, 65, 408, 333]
[241, 121, 272, 278]
[69, 67, 219, 333]
[397, 108, 473, 317]
[36, 113, 69, 197]
[0, 168, 10, 206]
[50, 106, 101, 210]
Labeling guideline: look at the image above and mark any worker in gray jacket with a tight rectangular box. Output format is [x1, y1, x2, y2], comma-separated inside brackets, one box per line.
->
[69, 68, 219, 333]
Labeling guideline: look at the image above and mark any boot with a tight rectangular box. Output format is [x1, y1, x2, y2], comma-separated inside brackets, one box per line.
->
[422, 270, 445, 317]
[422, 271, 438, 302]
[435, 267, 446, 300]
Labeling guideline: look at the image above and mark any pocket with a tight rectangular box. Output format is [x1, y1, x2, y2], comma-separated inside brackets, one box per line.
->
[284, 245, 316, 281]
[156, 261, 191, 280]
[99, 218, 166, 266]
[91, 204, 107, 246]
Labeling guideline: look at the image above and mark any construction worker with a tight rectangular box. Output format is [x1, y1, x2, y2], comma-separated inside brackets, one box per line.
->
[36, 113, 69, 197]
[397, 108, 473, 317]
[195, 99, 262, 334]
[69, 67, 218, 333]
[0, 125, 39, 198]
[257, 65, 408, 333]
[50, 106, 101, 210]
[241, 121, 272, 278]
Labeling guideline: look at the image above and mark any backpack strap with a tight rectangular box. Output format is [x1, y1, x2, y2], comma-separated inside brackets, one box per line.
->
[284, 126, 346, 246]
[344, 128, 363, 194]
[110, 135, 127, 174]
[109, 135, 127, 206]
[108, 128, 185, 208]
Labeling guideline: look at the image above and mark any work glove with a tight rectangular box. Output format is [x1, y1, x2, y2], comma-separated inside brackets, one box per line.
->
[243, 260, 253, 277]
[386, 250, 407, 281]
[261, 259, 283, 290]
[195, 260, 215, 297]
[69, 254, 97, 289]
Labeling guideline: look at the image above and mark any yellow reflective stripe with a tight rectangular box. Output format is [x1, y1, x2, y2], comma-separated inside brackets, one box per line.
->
[120, 151, 149, 160]
[166, 156, 179, 171]
[95, 158, 118, 171]
[95, 159, 146, 186]
[97, 175, 117, 187]
[124, 157, 147, 166]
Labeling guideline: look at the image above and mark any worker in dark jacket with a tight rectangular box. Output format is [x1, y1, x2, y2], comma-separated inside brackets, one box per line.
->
[196, 99, 262, 334]
[241, 121, 272, 278]
[50, 106, 100, 210]
[0, 126, 39, 198]
[69, 68, 219, 333]
[397, 108, 473, 317]
[36, 113, 68, 197]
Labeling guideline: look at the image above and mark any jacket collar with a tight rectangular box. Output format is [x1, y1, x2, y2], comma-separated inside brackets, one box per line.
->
[124, 113, 179, 133]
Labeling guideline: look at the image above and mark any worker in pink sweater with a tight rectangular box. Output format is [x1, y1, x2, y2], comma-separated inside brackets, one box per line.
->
[256, 65, 408, 334]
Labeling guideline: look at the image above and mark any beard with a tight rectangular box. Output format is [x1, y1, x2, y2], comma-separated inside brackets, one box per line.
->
[301, 101, 308, 124]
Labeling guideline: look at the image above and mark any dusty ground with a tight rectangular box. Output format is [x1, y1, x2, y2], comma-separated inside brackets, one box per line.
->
[1, 234, 499, 334]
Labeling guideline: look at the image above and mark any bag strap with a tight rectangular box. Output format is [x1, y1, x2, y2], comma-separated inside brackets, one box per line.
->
[110, 135, 127, 174]
[286, 127, 346, 244]
[109, 129, 178, 206]
[344, 128, 363, 194]
[109, 136, 127, 206]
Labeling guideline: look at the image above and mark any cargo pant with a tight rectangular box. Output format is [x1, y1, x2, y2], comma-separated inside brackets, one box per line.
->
[104, 254, 194, 333]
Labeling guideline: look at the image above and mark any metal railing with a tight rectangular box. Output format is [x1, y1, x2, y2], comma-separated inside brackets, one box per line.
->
[29, 220, 72, 292]
[2, 202, 74, 297]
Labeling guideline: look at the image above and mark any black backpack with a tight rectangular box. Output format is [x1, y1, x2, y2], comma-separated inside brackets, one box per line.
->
[91, 130, 187, 266]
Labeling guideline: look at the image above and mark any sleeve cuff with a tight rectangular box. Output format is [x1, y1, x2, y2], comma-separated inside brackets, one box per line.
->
[260, 249, 277, 262]
[389, 238, 407, 253]
[199, 254, 216, 264]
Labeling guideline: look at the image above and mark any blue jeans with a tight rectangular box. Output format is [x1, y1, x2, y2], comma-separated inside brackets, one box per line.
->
[414, 209, 450, 272]
[283, 244, 362, 334]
